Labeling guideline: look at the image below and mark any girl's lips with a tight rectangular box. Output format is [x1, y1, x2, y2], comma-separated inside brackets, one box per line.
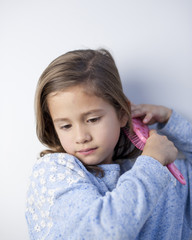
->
[78, 148, 97, 156]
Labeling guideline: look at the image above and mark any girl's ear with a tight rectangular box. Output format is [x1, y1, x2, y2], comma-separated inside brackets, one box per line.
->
[119, 111, 129, 127]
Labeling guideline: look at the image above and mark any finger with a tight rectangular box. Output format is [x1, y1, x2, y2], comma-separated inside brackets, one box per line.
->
[131, 105, 144, 117]
[143, 113, 153, 124]
[131, 110, 146, 118]
[131, 103, 142, 109]
[149, 129, 157, 136]
[131, 110, 141, 118]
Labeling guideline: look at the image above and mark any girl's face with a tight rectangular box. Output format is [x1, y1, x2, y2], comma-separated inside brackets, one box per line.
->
[47, 85, 127, 165]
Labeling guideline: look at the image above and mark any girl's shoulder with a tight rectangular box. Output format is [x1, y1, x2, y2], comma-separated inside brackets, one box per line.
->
[26, 153, 90, 238]
[31, 153, 88, 181]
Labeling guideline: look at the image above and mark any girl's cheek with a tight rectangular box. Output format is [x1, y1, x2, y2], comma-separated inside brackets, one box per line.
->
[60, 137, 73, 152]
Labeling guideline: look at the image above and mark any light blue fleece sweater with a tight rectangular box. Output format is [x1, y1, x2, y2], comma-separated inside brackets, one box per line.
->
[25, 111, 192, 240]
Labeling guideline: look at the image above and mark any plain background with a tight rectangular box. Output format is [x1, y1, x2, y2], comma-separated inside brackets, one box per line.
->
[1, 1, 192, 239]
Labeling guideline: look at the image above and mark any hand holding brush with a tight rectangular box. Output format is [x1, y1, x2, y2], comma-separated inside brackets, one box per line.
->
[123, 104, 186, 185]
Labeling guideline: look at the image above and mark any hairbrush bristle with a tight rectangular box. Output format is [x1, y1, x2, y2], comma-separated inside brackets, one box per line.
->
[123, 127, 145, 151]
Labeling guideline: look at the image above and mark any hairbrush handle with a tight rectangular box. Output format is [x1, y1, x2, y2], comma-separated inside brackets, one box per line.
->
[130, 117, 186, 185]
[167, 163, 186, 185]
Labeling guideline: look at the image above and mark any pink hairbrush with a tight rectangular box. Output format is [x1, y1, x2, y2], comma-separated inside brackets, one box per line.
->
[123, 118, 186, 185]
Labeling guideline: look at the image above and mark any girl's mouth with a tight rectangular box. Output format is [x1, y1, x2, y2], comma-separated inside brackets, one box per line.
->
[78, 147, 97, 156]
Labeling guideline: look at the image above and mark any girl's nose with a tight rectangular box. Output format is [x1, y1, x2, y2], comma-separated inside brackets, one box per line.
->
[75, 125, 92, 144]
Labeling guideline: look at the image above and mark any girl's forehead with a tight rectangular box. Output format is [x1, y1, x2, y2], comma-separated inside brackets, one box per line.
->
[48, 84, 97, 98]
[47, 85, 104, 107]
[46, 84, 121, 117]
[47, 86, 119, 120]
[56, 92, 99, 105]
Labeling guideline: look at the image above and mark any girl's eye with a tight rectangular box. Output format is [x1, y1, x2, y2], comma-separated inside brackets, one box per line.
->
[60, 124, 72, 130]
[87, 117, 100, 123]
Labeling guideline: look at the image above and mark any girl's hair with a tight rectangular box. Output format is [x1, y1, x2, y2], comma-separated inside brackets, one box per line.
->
[35, 48, 140, 174]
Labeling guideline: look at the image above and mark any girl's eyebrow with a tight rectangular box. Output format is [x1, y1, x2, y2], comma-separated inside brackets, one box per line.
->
[53, 118, 69, 123]
[53, 109, 105, 123]
[83, 109, 105, 116]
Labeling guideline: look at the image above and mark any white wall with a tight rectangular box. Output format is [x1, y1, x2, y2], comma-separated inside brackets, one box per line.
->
[1, 0, 191, 239]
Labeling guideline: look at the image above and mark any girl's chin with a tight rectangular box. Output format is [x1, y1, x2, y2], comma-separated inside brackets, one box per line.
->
[75, 155, 101, 165]
[77, 157, 112, 166]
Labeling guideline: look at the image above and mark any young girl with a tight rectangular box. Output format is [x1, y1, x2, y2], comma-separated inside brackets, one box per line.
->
[26, 49, 192, 240]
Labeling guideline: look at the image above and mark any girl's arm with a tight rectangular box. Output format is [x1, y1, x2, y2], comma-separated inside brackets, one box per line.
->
[26, 153, 172, 240]
[157, 110, 192, 159]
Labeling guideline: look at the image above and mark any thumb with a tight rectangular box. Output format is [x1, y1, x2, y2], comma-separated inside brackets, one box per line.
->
[149, 129, 157, 136]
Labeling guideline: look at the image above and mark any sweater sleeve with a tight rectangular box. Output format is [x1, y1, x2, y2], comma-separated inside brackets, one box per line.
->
[26, 153, 172, 240]
[157, 110, 192, 160]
